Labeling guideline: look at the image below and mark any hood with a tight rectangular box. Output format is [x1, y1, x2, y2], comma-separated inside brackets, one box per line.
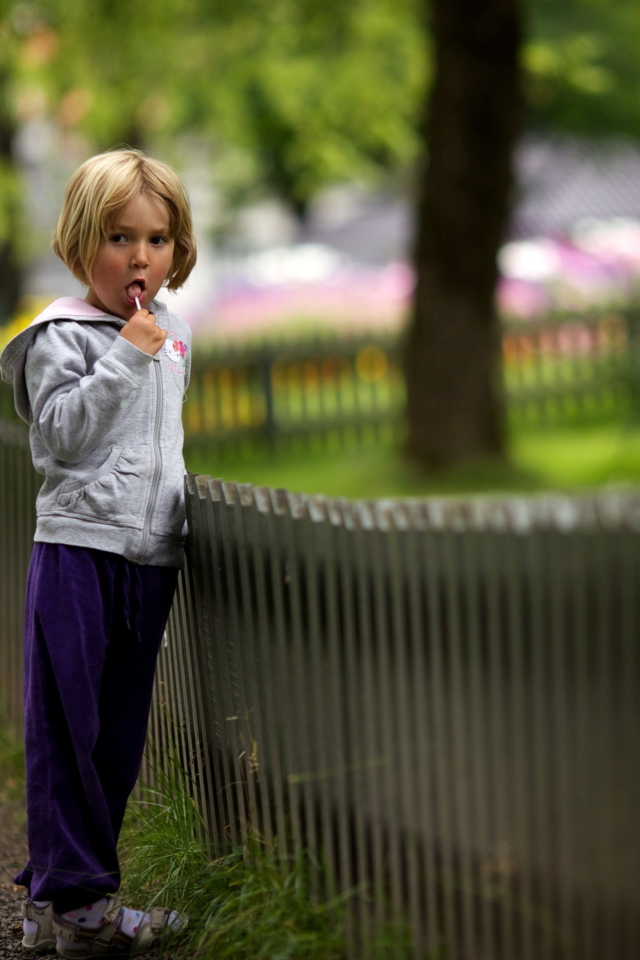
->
[0, 296, 162, 424]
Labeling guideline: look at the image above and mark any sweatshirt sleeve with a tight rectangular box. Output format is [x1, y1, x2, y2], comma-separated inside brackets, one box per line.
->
[25, 321, 153, 463]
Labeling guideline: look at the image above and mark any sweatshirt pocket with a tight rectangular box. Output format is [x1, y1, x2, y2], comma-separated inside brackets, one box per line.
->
[56, 445, 149, 526]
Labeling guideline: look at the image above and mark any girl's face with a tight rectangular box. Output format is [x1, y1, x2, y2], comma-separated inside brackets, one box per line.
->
[85, 193, 175, 319]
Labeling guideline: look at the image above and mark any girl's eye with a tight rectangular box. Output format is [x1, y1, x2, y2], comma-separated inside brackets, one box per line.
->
[151, 236, 168, 245]
[109, 234, 127, 244]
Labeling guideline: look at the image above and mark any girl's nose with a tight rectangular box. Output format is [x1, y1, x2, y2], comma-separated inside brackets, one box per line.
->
[131, 243, 150, 267]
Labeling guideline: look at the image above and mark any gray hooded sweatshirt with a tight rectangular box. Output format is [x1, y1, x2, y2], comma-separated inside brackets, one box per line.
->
[0, 296, 191, 567]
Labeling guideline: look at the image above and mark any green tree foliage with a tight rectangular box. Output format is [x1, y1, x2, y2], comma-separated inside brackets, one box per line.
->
[192, 0, 427, 215]
[35, 0, 191, 144]
[525, 0, 640, 136]
[6, 0, 640, 224]
[29, 0, 426, 217]
[0, 0, 36, 320]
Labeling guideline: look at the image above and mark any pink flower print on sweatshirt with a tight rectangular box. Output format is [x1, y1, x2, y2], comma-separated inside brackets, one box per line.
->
[163, 333, 188, 374]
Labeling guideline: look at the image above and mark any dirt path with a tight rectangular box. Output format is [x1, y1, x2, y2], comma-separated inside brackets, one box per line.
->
[0, 797, 48, 959]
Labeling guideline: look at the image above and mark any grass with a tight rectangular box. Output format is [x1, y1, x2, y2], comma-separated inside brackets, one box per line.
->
[0, 732, 349, 958]
[185, 419, 640, 500]
[119, 748, 425, 960]
[0, 733, 422, 958]
[0, 718, 25, 806]
[511, 421, 640, 489]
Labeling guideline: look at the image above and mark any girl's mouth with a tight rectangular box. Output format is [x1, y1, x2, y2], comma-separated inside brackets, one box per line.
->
[126, 280, 145, 303]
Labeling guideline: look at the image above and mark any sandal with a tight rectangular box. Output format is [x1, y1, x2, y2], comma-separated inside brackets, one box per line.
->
[52, 896, 183, 958]
[21, 899, 57, 953]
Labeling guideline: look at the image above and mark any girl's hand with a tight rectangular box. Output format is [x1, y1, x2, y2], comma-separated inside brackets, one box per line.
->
[119, 308, 167, 356]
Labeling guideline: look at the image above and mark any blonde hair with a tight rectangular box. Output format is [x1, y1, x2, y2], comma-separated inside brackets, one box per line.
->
[52, 148, 197, 290]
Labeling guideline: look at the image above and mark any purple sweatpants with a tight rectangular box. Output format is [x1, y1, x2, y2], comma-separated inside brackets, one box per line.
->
[14, 542, 178, 912]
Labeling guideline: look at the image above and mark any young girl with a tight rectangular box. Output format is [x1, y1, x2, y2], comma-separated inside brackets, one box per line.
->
[0, 148, 197, 957]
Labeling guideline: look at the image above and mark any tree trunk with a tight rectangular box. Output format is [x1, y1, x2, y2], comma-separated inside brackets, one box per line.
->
[406, 0, 522, 468]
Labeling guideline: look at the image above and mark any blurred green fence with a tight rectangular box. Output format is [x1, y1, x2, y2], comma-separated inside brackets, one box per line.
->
[0, 422, 41, 728]
[2, 309, 640, 455]
[184, 307, 640, 457]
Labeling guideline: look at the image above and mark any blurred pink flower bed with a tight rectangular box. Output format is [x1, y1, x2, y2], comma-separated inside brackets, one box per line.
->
[189, 220, 640, 339]
[190, 258, 414, 339]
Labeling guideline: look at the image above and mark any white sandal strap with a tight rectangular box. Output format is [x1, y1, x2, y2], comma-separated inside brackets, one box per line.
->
[21, 899, 50, 920]
[131, 907, 171, 952]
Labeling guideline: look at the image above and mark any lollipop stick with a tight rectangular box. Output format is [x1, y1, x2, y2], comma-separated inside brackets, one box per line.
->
[135, 296, 141, 311]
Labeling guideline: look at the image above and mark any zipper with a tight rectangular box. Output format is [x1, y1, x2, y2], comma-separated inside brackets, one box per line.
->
[134, 353, 163, 563]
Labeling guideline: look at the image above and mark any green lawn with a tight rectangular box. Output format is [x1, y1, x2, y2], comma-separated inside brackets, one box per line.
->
[185, 421, 640, 500]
